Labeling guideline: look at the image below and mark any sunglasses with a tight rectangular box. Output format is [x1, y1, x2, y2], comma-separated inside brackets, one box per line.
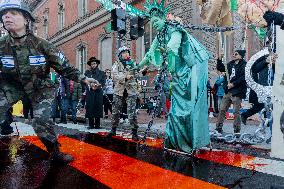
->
[234, 52, 239, 56]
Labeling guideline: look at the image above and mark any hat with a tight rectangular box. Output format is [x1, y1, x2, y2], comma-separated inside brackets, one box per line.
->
[216, 59, 225, 72]
[235, 50, 246, 59]
[87, 57, 100, 66]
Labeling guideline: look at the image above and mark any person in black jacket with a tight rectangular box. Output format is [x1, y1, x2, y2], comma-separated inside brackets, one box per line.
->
[241, 54, 276, 125]
[215, 50, 247, 134]
[84, 57, 106, 129]
[263, 10, 284, 30]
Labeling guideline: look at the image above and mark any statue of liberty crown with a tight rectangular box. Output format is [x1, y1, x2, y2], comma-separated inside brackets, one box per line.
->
[143, 0, 171, 18]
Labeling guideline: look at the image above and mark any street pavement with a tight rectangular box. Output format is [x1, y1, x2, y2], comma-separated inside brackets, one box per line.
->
[0, 110, 284, 188]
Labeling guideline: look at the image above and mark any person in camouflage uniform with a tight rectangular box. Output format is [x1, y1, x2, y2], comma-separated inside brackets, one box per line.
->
[0, 0, 95, 163]
[107, 46, 140, 141]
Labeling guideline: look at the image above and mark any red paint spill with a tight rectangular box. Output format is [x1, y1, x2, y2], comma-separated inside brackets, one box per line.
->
[100, 133, 256, 168]
[195, 150, 255, 167]
[23, 136, 226, 189]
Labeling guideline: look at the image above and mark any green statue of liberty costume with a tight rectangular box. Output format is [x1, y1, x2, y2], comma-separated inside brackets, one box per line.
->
[138, 0, 210, 153]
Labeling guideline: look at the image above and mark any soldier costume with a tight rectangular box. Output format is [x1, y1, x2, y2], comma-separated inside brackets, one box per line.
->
[108, 46, 140, 141]
[0, 0, 93, 163]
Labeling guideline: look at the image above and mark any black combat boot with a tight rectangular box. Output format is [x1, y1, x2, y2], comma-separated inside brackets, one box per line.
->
[42, 139, 74, 164]
[131, 129, 139, 141]
[0, 120, 14, 135]
[106, 128, 116, 138]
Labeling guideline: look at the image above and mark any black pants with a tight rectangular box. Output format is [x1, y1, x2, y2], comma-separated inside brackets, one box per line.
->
[213, 93, 219, 113]
[88, 117, 100, 128]
[103, 94, 113, 116]
[242, 90, 264, 119]
[22, 95, 33, 119]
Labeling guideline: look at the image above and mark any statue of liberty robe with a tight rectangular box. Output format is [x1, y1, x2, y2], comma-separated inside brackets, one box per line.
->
[138, 22, 210, 153]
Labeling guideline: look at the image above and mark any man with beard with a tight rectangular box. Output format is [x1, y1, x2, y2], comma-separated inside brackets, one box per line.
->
[84, 57, 105, 129]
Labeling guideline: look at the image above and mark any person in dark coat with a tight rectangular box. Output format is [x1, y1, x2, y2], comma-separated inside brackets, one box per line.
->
[84, 57, 106, 129]
[215, 50, 247, 134]
[241, 54, 276, 125]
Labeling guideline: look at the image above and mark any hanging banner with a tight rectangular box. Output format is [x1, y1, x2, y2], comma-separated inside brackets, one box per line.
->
[271, 2, 284, 160]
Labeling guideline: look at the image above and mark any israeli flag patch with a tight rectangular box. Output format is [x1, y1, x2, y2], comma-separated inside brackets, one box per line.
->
[29, 55, 46, 66]
[1, 56, 15, 68]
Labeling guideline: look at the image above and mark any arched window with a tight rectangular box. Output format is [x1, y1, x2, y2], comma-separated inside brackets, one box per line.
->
[100, 36, 113, 71]
[143, 21, 157, 53]
[58, 1, 65, 30]
[76, 42, 88, 74]
[43, 18, 48, 39]
[43, 8, 49, 39]
[78, 0, 88, 17]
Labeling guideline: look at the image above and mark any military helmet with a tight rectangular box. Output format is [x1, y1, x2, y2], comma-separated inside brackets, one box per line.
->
[0, 0, 35, 22]
[117, 46, 130, 57]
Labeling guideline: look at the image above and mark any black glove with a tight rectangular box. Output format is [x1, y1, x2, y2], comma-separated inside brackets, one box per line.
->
[263, 10, 284, 30]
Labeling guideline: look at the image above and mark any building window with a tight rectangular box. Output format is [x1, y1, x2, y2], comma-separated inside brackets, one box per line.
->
[77, 45, 87, 74]
[58, 2, 65, 30]
[43, 19, 48, 39]
[43, 8, 49, 39]
[100, 36, 112, 71]
[78, 0, 87, 17]
[144, 21, 157, 53]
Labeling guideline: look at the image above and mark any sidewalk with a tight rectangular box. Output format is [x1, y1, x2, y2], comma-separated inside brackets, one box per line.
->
[12, 109, 271, 151]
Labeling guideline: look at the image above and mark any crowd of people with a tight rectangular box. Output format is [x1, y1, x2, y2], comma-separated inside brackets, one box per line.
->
[1, 0, 283, 164]
[207, 50, 278, 143]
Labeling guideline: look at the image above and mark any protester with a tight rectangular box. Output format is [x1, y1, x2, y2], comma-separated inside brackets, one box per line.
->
[107, 46, 140, 141]
[103, 69, 114, 119]
[84, 57, 105, 129]
[0, 0, 96, 163]
[137, 0, 210, 153]
[68, 79, 82, 124]
[213, 59, 226, 116]
[215, 50, 247, 134]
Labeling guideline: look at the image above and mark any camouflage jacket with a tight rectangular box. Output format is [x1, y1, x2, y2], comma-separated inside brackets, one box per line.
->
[64, 79, 83, 101]
[112, 60, 140, 97]
[0, 34, 84, 94]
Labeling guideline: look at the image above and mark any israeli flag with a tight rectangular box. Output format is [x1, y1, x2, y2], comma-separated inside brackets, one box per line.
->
[1, 56, 15, 68]
[29, 55, 46, 66]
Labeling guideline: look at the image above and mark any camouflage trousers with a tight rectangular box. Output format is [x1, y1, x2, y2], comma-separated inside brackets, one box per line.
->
[0, 82, 57, 143]
[112, 94, 138, 131]
[216, 92, 242, 133]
